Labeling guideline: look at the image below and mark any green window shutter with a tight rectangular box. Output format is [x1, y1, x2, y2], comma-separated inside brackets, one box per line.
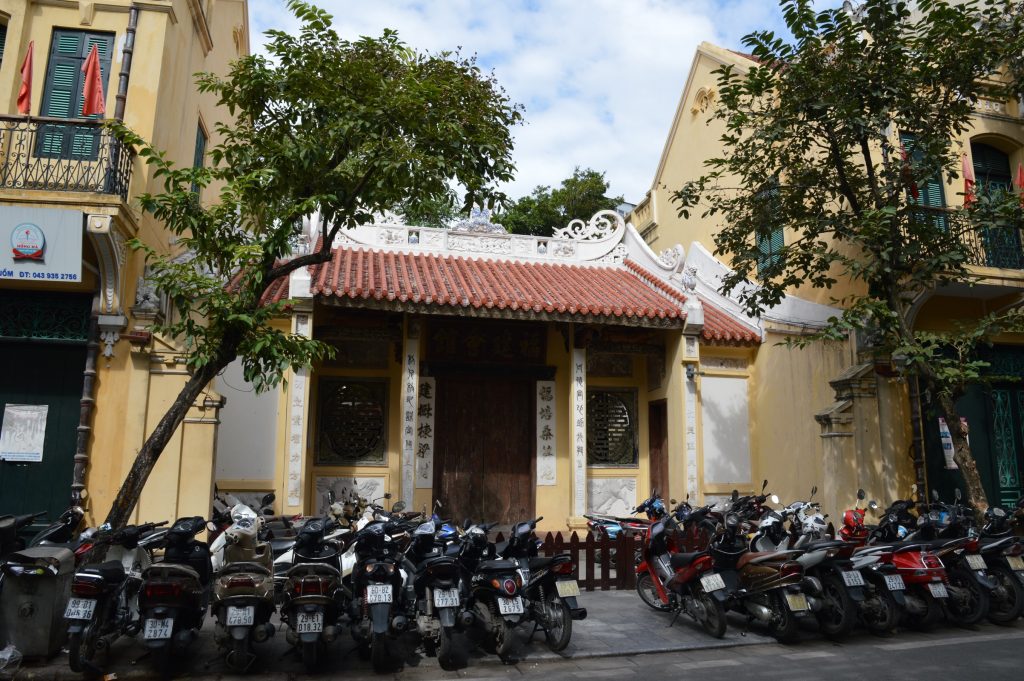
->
[971, 142, 1012, 192]
[900, 133, 947, 230]
[755, 177, 783, 274]
[192, 125, 207, 194]
[0, 24, 8, 65]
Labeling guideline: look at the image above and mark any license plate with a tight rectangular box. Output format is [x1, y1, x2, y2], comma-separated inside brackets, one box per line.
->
[884, 574, 905, 591]
[928, 582, 949, 598]
[497, 596, 524, 615]
[555, 580, 581, 598]
[785, 592, 809, 611]
[295, 611, 323, 633]
[700, 572, 726, 592]
[432, 588, 460, 608]
[64, 598, 97, 620]
[841, 571, 865, 588]
[1007, 556, 1024, 571]
[366, 584, 392, 604]
[966, 554, 986, 571]
[226, 605, 254, 626]
[143, 618, 173, 640]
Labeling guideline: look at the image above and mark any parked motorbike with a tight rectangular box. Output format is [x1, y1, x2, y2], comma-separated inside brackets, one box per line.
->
[210, 501, 277, 672]
[64, 522, 166, 674]
[407, 517, 470, 668]
[978, 504, 1024, 624]
[137, 516, 212, 678]
[0, 511, 47, 560]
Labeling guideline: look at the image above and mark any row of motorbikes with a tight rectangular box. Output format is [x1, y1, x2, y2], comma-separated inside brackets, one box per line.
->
[0, 487, 587, 678]
[587, 482, 1024, 643]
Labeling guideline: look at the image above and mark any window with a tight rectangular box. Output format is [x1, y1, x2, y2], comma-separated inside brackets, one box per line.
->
[192, 123, 208, 194]
[754, 177, 784, 275]
[900, 133, 946, 230]
[316, 379, 388, 466]
[587, 389, 638, 467]
[0, 22, 8, 65]
[971, 142, 1012, 194]
[971, 141, 1021, 268]
[38, 30, 113, 159]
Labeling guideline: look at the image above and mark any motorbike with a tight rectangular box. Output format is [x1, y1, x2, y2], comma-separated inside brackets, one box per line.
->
[137, 516, 212, 678]
[64, 522, 166, 674]
[210, 500, 277, 672]
[407, 517, 470, 669]
[978, 503, 1024, 624]
[280, 516, 346, 672]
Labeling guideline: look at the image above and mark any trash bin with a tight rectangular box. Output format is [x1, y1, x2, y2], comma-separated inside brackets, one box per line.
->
[0, 547, 75, 658]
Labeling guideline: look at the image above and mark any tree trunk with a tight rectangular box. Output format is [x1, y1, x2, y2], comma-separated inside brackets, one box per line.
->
[936, 392, 989, 513]
[103, 358, 227, 528]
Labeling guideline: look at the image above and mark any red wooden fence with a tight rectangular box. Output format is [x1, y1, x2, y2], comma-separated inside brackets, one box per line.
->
[492, 530, 642, 591]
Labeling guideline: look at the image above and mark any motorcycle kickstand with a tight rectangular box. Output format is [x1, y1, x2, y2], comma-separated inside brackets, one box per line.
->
[667, 605, 684, 628]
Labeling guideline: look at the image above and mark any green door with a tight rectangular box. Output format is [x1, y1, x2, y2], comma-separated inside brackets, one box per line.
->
[0, 293, 90, 525]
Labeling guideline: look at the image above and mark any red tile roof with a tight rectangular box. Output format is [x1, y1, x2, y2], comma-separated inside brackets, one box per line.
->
[263, 246, 759, 342]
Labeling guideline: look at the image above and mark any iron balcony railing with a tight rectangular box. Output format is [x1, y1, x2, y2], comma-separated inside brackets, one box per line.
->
[0, 115, 133, 201]
[902, 206, 1024, 271]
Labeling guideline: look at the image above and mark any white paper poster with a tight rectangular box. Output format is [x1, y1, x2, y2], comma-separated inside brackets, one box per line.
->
[938, 417, 966, 470]
[0, 404, 48, 462]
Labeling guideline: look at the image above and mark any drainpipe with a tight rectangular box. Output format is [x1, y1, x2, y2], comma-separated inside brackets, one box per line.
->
[71, 300, 101, 508]
[114, 5, 138, 122]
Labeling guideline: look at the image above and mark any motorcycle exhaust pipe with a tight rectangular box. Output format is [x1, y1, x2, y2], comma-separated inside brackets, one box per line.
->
[744, 602, 773, 622]
[458, 610, 475, 628]
[391, 615, 408, 631]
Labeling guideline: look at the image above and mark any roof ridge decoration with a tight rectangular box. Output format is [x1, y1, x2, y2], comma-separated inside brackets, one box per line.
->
[308, 209, 629, 265]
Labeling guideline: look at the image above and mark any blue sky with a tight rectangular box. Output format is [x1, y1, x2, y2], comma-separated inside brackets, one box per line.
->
[247, 1, 801, 203]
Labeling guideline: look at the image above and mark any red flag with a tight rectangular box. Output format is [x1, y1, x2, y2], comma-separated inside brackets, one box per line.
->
[962, 153, 976, 207]
[901, 144, 919, 201]
[1016, 163, 1024, 209]
[81, 44, 105, 116]
[17, 41, 33, 115]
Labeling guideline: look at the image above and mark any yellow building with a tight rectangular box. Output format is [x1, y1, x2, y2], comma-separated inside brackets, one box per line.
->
[0, 0, 249, 529]
[630, 41, 1024, 516]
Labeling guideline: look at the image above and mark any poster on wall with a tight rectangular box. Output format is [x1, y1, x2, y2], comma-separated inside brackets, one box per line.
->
[937, 417, 966, 470]
[0, 404, 48, 462]
[0, 207, 82, 282]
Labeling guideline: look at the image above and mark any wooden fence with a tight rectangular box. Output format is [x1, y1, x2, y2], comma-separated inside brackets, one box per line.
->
[492, 530, 643, 591]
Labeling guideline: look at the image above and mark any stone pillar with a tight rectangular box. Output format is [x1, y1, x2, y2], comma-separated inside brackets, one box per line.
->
[400, 321, 420, 508]
[571, 347, 587, 520]
[285, 310, 312, 513]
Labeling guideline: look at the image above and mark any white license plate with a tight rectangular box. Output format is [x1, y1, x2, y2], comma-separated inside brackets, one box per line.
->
[928, 582, 949, 598]
[555, 580, 581, 598]
[966, 554, 986, 571]
[884, 574, 905, 591]
[295, 611, 323, 633]
[841, 570, 865, 588]
[432, 588, 460, 608]
[366, 584, 392, 604]
[700, 572, 726, 592]
[497, 596, 524, 615]
[785, 592, 809, 611]
[143, 618, 173, 640]
[1007, 556, 1024, 571]
[64, 598, 97, 620]
[226, 605, 254, 626]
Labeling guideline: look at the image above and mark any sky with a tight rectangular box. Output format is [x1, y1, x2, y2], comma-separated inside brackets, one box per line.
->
[247, 1, 798, 204]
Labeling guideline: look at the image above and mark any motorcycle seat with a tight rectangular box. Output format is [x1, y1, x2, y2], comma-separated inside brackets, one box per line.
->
[670, 551, 705, 569]
[417, 555, 456, 571]
[528, 556, 555, 570]
[736, 550, 801, 569]
[979, 536, 1015, 552]
[804, 539, 845, 552]
[476, 559, 518, 573]
[286, 562, 340, 578]
[82, 560, 126, 583]
[220, 562, 272, 576]
[144, 563, 201, 582]
[270, 538, 295, 554]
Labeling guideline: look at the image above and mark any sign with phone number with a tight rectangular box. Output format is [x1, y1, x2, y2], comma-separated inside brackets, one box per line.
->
[0, 207, 83, 282]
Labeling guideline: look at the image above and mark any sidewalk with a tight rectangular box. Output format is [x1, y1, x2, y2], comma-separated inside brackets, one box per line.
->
[14, 590, 772, 680]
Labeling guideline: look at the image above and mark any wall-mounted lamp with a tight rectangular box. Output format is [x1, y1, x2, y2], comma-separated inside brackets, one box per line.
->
[685, 364, 696, 381]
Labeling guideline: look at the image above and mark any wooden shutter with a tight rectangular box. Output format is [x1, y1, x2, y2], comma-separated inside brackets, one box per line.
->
[0, 24, 8, 64]
[901, 133, 947, 229]
[971, 142, 1012, 191]
[755, 179, 783, 273]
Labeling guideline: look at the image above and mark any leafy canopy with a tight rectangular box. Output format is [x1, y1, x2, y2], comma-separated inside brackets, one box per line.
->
[117, 0, 522, 392]
[499, 167, 623, 236]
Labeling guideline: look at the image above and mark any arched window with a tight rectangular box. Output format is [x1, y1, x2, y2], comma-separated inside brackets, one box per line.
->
[971, 142, 1012, 193]
[971, 141, 1020, 268]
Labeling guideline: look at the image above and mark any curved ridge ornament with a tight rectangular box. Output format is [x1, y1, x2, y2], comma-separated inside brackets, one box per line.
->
[552, 209, 625, 242]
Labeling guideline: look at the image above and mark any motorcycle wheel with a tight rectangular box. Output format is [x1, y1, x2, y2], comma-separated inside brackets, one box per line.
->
[636, 573, 672, 612]
[371, 632, 392, 673]
[987, 566, 1024, 625]
[695, 587, 727, 638]
[438, 626, 457, 670]
[946, 567, 990, 627]
[301, 640, 318, 673]
[905, 589, 942, 631]
[543, 598, 572, 652]
[473, 602, 498, 654]
[67, 629, 98, 674]
[494, 617, 516, 662]
[861, 586, 900, 636]
[765, 591, 800, 644]
[816, 574, 856, 639]
[153, 645, 174, 680]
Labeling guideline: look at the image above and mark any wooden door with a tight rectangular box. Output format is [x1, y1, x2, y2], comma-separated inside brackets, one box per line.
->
[434, 376, 534, 524]
[649, 400, 669, 499]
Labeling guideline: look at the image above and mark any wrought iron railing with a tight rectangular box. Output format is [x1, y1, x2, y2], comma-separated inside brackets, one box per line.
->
[904, 206, 1024, 271]
[0, 115, 133, 201]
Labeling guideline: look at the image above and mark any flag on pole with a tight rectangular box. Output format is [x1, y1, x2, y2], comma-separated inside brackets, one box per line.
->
[1016, 163, 1024, 209]
[81, 44, 105, 116]
[962, 153, 976, 207]
[16, 41, 33, 115]
[901, 144, 919, 201]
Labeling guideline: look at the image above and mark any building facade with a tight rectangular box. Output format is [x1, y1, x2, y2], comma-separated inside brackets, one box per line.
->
[0, 0, 249, 529]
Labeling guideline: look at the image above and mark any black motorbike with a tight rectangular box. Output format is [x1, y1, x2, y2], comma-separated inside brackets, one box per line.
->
[977, 504, 1024, 624]
[137, 516, 212, 678]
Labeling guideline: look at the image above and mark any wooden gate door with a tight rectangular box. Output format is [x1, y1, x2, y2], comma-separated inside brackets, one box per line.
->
[434, 376, 534, 524]
[649, 400, 668, 498]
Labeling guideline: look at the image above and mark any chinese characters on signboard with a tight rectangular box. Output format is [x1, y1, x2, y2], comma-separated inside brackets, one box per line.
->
[401, 341, 419, 506]
[287, 314, 310, 507]
[415, 377, 435, 488]
[536, 381, 556, 485]
[572, 349, 586, 516]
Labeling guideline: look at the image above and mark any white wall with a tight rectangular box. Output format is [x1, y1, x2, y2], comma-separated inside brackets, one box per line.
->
[700, 375, 751, 485]
[215, 358, 278, 481]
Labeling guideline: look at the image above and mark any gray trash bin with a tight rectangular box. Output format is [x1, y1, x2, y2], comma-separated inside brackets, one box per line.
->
[1, 547, 75, 658]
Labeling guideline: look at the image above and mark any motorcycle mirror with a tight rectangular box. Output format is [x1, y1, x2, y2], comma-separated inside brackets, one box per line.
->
[955, 488, 962, 501]
[261, 492, 275, 507]
[771, 494, 780, 504]
[463, 518, 472, 530]
[384, 492, 392, 500]
[931, 488, 939, 501]
[263, 508, 274, 515]
[206, 520, 218, 533]
[857, 488, 865, 501]
[434, 499, 442, 509]
[392, 501, 406, 513]
[761, 480, 768, 492]
[731, 489, 739, 502]
[869, 500, 879, 510]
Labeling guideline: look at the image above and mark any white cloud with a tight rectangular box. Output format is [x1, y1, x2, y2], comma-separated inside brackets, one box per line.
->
[247, 0, 796, 203]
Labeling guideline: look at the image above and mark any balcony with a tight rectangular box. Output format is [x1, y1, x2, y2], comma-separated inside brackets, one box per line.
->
[0, 115, 133, 201]
[959, 224, 1024, 270]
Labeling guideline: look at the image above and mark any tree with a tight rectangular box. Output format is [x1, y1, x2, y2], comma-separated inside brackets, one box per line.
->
[104, 0, 521, 528]
[498, 167, 623, 236]
[674, 0, 1024, 511]
[392, 191, 460, 230]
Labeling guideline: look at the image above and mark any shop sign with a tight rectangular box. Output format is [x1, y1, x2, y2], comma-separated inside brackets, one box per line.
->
[0, 207, 82, 282]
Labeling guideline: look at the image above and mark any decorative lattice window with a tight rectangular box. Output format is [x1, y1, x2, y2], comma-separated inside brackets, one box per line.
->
[317, 379, 388, 466]
[587, 389, 638, 467]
